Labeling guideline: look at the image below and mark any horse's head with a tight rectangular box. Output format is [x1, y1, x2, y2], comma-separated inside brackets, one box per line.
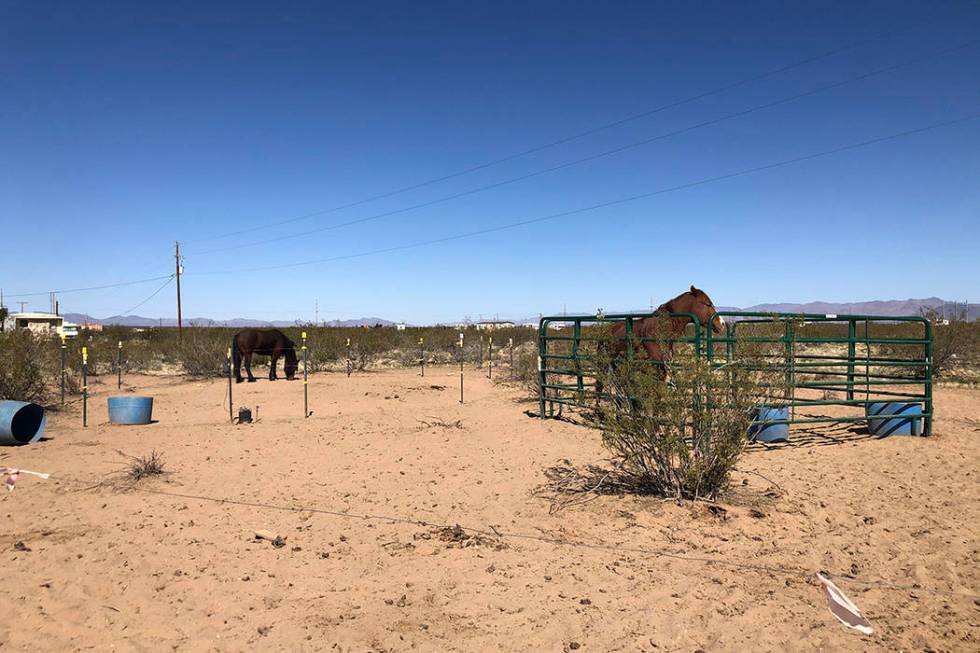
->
[666, 285, 725, 335]
[284, 342, 299, 380]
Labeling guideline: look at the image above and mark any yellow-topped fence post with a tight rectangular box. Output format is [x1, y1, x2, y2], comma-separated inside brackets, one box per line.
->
[81, 346, 88, 428]
[60, 334, 67, 405]
[302, 331, 310, 418]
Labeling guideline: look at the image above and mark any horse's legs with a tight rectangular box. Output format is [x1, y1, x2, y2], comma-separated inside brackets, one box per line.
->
[269, 351, 278, 381]
[234, 349, 243, 384]
[244, 352, 257, 382]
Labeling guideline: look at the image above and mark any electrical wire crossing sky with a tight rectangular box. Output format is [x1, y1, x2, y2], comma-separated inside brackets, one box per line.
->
[1, 1, 978, 324]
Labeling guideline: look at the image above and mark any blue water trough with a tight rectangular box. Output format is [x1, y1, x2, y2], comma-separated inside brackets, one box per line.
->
[108, 396, 154, 425]
[0, 400, 46, 445]
[866, 402, 922, 437]
[749, 406, 789, 443]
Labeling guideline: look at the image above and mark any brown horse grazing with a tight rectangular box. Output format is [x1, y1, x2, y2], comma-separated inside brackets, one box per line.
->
[604, 285, 725, 363]
[232, 329, 298, 383]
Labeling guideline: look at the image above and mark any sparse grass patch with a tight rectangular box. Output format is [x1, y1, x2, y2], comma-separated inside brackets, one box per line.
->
[121, 450, 167, 481]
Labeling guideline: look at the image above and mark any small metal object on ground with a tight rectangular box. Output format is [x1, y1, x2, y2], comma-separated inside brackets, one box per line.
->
[237, 407, 252, 424]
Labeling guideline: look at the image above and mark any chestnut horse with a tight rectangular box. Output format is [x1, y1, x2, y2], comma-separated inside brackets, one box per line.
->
[232, 328, 298, 383]
[595, 286, 724, 408]
[604, 286, 725, 363]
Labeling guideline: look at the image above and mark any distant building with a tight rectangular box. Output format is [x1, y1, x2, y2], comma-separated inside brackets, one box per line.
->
[395, 323, 407, 331]
[4, 312, 79, 338]
[475, 320, 515, 331]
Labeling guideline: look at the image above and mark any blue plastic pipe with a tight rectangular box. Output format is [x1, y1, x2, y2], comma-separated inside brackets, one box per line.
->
[0, 400, 46, 445]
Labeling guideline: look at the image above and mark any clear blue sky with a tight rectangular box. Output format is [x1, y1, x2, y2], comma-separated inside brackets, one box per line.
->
[2, 1, 978, 324]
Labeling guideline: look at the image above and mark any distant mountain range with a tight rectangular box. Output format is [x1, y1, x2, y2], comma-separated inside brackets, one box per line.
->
[62, 313, 398, 328]
[61, 297, 976, 327]
[721, 297, 977, 320]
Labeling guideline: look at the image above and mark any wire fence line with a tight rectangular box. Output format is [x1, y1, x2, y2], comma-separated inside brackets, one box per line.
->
[40, 471, 977, 601]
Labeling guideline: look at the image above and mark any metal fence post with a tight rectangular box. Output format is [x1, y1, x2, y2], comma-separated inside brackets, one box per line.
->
[419, 337, 425, 377]
[847, 319, 856, 400]
[508, 337, 514, 380]
[346, 337, 352, 377]
[458, 332, 464, 404]
[487, 336, 493, 380]
[537, 320, 547, 418]
[302, 331, 309, 418]
[116, 340, 123, 390]
[227, 347, 233, 423]
[924, 319, 933, 436]
[81, 346, 88, 428]
[60, 335, 66, 405]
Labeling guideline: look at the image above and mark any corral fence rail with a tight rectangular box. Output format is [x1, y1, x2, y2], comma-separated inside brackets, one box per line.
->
[538, 311, 932, 436]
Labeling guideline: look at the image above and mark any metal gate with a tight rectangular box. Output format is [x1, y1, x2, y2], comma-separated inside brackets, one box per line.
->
[538, 311, 933, 435]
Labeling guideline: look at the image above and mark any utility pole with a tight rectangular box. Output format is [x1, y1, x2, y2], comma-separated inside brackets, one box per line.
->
[175, 241, 183, 339]
[18, 301, 28, 313]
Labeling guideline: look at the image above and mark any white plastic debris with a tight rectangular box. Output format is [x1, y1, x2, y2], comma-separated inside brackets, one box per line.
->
[0, 467, 51, 492]
[816, 572, 873, 635]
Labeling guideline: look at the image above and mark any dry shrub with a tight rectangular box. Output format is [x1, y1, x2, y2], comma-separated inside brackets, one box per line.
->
[595, 348, 775, 500]
[0, 330, 50, 403]
[122, 450, 166, 481]
[921, 309, 979, 379]
[172, 331, 227, 377]
[505, 344, 540, 401]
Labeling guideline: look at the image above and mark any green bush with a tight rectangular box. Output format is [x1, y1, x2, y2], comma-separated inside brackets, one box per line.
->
[595, 348, 774, 500]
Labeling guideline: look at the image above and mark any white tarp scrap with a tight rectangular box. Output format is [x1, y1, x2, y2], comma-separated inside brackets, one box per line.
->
[816, 572, 874, 635]
[0, 467, 51, 492]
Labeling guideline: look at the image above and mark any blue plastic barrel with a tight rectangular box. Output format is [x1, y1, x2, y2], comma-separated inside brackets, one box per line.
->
[866, 402, 921, 437]
[0, 400, 46, 445]
[749, 406, 789, 443]
[107, 396, 154, 425]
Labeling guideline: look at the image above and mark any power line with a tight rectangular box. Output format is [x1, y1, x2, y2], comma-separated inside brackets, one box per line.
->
[185, 111, 980, 278]
[114, 275, 176, 317]
[188, 39, 978, 257]
[4, 273, 176, 299]
[184, 20, 940, 245]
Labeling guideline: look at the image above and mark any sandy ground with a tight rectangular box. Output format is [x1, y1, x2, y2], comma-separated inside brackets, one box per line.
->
[1, 366, 977, 652]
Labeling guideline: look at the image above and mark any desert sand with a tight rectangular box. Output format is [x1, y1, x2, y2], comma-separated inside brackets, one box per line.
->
[1, 366, 977, 652]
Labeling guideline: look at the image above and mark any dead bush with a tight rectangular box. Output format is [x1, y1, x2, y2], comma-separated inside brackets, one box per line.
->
[121, 450, 166, 481]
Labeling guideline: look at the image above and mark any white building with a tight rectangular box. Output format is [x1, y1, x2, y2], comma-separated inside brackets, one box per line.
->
[475, 320, 515, 331]
[3, 312, 79, 338]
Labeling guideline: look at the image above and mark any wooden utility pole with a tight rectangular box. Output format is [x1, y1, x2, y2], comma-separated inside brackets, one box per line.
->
[175, 241, 183, 339]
